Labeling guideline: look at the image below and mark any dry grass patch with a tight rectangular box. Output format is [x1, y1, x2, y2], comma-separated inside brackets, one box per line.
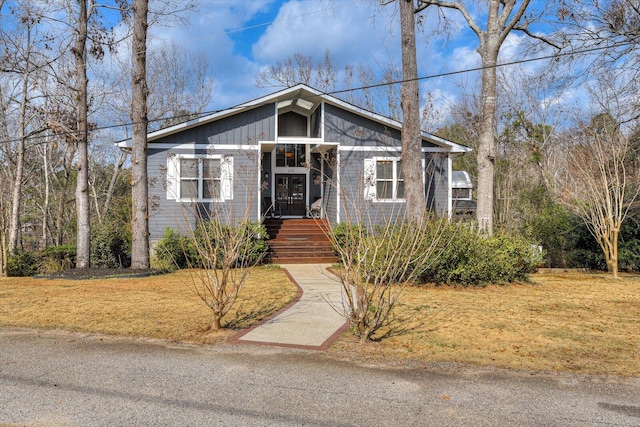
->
[331, 271, 640, 376]
[0, 266, 297, 344]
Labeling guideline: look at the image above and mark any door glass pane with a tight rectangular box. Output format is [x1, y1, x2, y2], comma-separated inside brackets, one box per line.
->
[276, 176, 288, 201]
[292, 176, 304, 200]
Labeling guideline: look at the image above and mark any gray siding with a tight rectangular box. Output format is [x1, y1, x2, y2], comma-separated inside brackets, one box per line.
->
[147, 105, 272, 244]
[154, 104, 275, 145]
[338, 150, 406, 227]
[325, 104, 400, 147]
[320, 103, 449, 226]
[425, 152, 449, 214]
[147, 97, 453, 245]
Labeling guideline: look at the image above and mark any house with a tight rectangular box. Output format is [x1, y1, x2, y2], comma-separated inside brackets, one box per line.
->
[117, 84, 471, 246]
[451, 170, 477, 215]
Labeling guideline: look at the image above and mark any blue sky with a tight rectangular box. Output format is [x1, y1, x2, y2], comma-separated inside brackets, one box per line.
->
[151, 1, 452, 111]
[148, 0, 559, 127]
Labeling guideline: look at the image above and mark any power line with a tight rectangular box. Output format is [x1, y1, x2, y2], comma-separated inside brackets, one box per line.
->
[0, 40, 634, 147]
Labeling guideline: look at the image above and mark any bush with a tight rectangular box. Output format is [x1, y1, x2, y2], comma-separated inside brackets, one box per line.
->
[194, 220, 269, 268]
[90, 219, 131, 268]
[331, 219, 542, 287]
[153, 228, 195, 270]
[7, 252, 37, 277]
[36, 245, 76, 274]
[419, 224, 543, 286]
[154, 221, 269, 270]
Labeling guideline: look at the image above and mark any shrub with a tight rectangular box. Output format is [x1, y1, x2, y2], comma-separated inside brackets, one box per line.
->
[194, 220, 269, 268]
[153, 228, 195, 270]
[419, 224, 543, 286]
[90, 219, 131, 268]
[7, 252, 37, 277]
[36, 245, 76, 274]
[154, 221, 269, 270]
[331, 219, 542, 287]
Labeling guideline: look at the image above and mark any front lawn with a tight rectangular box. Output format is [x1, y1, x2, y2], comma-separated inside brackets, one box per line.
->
[331, 271, 640, 376]
[1, 268, 638, 376]
[0, 266, 298, 344]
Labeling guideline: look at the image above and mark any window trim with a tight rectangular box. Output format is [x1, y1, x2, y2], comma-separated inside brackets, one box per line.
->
[168, 154, 233, 202]
[364, 156, 406, 203]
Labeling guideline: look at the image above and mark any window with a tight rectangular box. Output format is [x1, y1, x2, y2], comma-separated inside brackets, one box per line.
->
[452, 188, 472, 200]
[275, 144, 306, 167]
[167, 155, 233, 202]
[179, 158, 222, 200]
[364, 157, 406, 201]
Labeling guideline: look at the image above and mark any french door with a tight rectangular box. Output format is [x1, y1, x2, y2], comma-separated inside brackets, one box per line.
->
[275, 174, 306, 216]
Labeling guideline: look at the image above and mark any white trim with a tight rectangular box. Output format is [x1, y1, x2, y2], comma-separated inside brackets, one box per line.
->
[336, 150, 341, 223]
[367, 157, 407, 203]
[123, 142, 260, 150]
[170, 153, 233, 203]
[321, 102, 325, 141]
[339, 145, 453, 153]
[277, 137, 323, 144]
[447, 156, 453, 218]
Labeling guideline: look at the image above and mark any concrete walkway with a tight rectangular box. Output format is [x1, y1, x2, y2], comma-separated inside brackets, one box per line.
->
[233, 264, 348, 349]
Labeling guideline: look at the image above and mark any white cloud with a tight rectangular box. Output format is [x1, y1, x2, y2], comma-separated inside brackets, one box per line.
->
[253, 1, 397, 70]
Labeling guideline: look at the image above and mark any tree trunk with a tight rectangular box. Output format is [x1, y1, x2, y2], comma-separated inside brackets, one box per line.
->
[130, 0, 150, 269]
[475, 0, 502, 236]
[41, 138, 50, 249]
[211, 316, 222, 331]
[399, 0, 425, 222]
[9, 41, 31, 254]
[103, 150, 127, 218]
[74, 0, 91, 268]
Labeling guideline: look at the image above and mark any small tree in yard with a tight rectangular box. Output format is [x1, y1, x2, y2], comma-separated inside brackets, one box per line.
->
[321, 153, 447, 342]
[177, 150, 266, 331]
[553, 113, 640, 278]
[185, 214, 267, 331]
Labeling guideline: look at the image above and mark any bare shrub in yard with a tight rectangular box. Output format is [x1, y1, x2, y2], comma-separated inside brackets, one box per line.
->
[170, 148, 267, 331]
[318, 151, 448, 343]
[327, 215, 447, 343]
[184, 212, 267, 331]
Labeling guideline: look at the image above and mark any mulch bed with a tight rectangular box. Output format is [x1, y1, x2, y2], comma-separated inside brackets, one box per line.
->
[35, 268, 167, 280]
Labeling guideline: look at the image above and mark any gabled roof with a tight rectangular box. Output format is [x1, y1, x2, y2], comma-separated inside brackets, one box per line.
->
[117, 83, 471, 153]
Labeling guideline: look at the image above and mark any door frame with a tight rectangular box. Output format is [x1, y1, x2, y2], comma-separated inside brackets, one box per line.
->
[275, 173, 307, 216]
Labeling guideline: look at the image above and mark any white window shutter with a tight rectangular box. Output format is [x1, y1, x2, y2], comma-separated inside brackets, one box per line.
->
[166, 154, 179, 200]
[363, 158, 376, 201]
[221, 156, 234, 200]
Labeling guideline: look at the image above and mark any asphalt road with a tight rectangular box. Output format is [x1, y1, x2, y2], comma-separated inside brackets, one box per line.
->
[1, 328, 639, 426]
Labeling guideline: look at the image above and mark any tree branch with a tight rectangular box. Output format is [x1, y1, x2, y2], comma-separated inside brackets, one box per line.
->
[416, 0, 482, 37]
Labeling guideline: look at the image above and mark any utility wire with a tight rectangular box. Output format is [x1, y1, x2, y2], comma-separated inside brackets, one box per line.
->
[0, 40, 634, 147]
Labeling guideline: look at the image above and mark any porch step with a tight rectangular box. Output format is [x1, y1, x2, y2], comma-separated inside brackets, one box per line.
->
[264, 219, 339, 264]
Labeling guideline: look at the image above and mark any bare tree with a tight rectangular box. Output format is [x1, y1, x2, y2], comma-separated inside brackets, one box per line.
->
[553, 111, 639, 278]
[415, 0, 549, 235]
[256, 49, 337, 93]
[130, 0, 150, 269]
[2, 2, 49, 254]
[172, 150, 265, 331]
[318, 151, 447, 342]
